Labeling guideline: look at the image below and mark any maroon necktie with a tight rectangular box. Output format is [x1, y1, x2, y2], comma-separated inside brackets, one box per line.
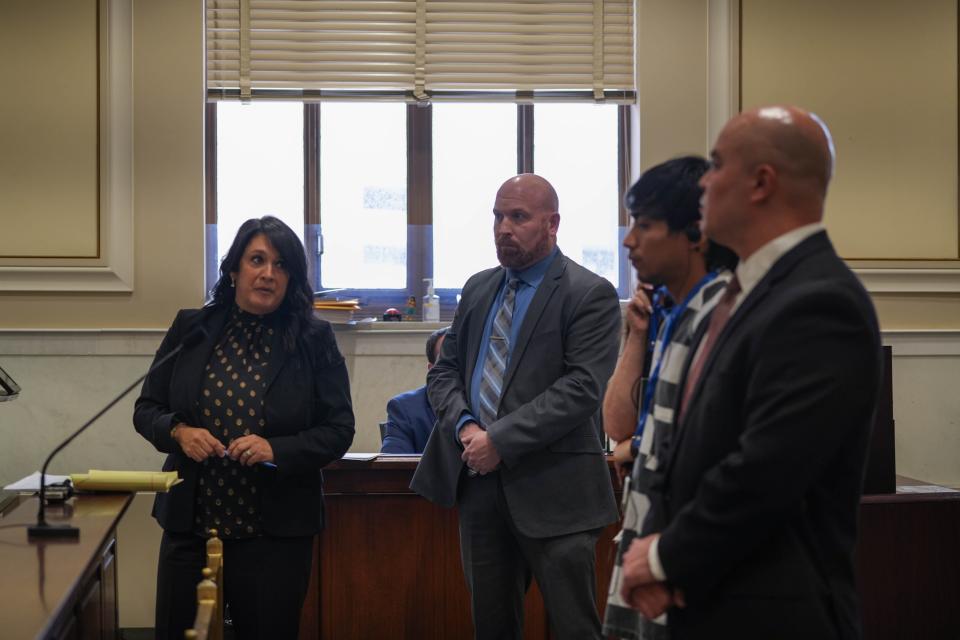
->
[679, 275, 741, 420]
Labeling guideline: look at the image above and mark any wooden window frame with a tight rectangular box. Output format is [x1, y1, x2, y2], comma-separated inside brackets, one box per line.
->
[204, 103, 632, 318]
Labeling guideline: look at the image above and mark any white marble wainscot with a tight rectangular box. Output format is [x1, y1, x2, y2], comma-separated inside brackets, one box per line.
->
[0, 330, 166, 489]
[884, 331, 960, 488]
[1, 326, 957, 489]
[333, 322, 446, 453]
[0, 324, 445, 487]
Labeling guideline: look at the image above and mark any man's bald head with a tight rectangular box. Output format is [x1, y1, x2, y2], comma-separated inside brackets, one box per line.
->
[496, 174, 560, 215]
[700, 105, 836, 258]
[493, 174, 561, 270]
[727, 105, 835, 199]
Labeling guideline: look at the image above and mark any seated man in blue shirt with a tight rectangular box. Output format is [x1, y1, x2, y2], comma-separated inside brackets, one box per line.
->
[380, 327, 448, 454]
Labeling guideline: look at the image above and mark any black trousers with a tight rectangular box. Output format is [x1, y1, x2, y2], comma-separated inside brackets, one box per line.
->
[155, 530, 313, 640]
[458, 472, 603, 640]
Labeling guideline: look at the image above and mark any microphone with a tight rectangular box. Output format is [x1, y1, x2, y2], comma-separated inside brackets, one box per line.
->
[0, 364, 21, 401]
[28, 326, 208, 540]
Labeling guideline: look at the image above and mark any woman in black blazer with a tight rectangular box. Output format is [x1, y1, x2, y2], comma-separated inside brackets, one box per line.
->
[134, 216, 354, 640]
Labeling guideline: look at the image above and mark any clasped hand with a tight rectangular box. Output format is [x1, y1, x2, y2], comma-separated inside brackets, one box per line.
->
[460, 422, 501, 474]
[619, 534, 686, 620]
[173, 424, 274, 466]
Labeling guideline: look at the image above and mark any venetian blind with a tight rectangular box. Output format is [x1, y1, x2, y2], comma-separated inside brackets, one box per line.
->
[206, 0, 635, 102]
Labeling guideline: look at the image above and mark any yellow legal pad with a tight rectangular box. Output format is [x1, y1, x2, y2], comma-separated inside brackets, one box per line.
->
[70, 470, 182, 492]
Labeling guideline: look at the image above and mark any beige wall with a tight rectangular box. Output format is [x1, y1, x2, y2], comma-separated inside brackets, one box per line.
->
[742, 0, 958, 262]
[637, 0, 960, 332]
[0, 0, 99, 258]
[738, 0, 960, 334]
[636, 0, 709, 169]
[1, 0, 955, 330]
[0, 0, 206, 327]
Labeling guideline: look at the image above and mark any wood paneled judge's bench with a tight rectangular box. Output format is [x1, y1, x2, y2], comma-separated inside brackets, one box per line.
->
[297, 457, 960, 640]
[297, 456, 622, 640]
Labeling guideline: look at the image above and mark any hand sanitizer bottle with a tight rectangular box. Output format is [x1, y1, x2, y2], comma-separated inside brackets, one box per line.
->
[422, 278, 440, 322]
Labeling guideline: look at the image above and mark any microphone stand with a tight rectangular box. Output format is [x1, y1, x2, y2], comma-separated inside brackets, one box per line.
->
[29, 334, 199, 540]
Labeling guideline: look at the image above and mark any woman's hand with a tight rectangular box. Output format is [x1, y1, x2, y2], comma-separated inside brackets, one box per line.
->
[227, 434, 275, 466]
[172, 424, 226, 462]
[624, 283, 654, 338]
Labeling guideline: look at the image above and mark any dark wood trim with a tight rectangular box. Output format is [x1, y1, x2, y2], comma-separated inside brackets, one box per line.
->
[407, 104, 433, 300]
[617, 105, 631, 228]
[407, 104, 432, 227]
[518, 104, 534, 174]
[204, 103, 217, 225]
[204, 103, 220, 293]
[304, 104, 321, 227]
[304, 103, 322, 287]
[617, 104, 632, 297]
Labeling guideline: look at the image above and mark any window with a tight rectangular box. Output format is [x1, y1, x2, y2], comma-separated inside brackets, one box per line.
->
[214, 102, 304, 256]
[207, 102, 631, 316]
[536, 104, 623, 289]
[319, 103, 407, 290]
[432, 104, 517, 289]
[205, 0, 636, 316]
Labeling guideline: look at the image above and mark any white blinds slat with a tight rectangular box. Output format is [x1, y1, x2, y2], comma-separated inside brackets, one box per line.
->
[206, 0, 635, 100]
[239, 0, 251, 100]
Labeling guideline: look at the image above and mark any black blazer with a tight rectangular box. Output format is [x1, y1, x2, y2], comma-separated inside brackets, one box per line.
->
[647, 232, 882, 639]
[134, 306, 355, 537]
[411, 251, 621, 538]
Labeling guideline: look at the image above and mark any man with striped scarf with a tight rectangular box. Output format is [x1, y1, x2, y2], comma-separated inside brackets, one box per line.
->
[602, 156, 737, 640]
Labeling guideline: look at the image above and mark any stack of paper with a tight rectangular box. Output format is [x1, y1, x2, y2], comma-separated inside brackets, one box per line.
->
[3, 471, 71, 492]
[313, 298, 361, 323]
[70, 470, 182, 492]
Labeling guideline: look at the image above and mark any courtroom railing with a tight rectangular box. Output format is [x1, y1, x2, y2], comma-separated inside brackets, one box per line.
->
[185, 528, 224, 640]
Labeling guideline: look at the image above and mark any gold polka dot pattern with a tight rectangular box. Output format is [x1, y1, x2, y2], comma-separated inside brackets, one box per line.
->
[193, 307, 276, 539]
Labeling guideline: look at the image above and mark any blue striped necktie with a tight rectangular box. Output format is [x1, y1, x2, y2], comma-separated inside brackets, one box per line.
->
[477, 278, 520, 427]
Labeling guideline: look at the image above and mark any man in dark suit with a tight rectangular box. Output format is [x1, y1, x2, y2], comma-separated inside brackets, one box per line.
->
[619, 106, 882, 640]
[380, 327, 447, 454]
[411, 174, 621, 639]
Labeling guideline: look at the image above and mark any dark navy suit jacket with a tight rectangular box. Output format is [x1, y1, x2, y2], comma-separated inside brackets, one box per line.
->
[651, 232, 882, 639]
[134, 305, 355, 537]
[380, 385, 436, 454]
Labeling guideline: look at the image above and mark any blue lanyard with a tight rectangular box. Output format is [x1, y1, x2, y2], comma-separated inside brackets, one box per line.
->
[634, 271, 720, 439]
[645, 287, 670, 362]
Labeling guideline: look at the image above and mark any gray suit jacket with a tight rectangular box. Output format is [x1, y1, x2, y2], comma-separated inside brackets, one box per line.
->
[410, 250, 621, 538]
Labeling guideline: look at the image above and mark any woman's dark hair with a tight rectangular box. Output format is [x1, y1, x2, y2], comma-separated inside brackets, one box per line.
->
[209, 216, 316, 353]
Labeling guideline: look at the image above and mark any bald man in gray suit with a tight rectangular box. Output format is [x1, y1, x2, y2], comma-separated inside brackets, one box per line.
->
[412, 174, 621, 640]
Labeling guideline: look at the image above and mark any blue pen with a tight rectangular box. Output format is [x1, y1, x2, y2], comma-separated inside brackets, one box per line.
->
[260, 461, 277, 469]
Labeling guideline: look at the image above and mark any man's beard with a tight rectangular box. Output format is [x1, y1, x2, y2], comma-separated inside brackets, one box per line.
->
[496, 235, 551, 270]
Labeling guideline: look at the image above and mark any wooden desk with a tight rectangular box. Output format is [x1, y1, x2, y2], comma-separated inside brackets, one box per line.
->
[300, 461, 959, 640]
[0, 493, 132, 640]
[857, 476, 960, 640]
[299, 456, 620, 640]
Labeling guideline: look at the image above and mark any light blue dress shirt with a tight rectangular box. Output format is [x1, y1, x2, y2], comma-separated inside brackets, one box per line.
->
[456, 247, 558, 438]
